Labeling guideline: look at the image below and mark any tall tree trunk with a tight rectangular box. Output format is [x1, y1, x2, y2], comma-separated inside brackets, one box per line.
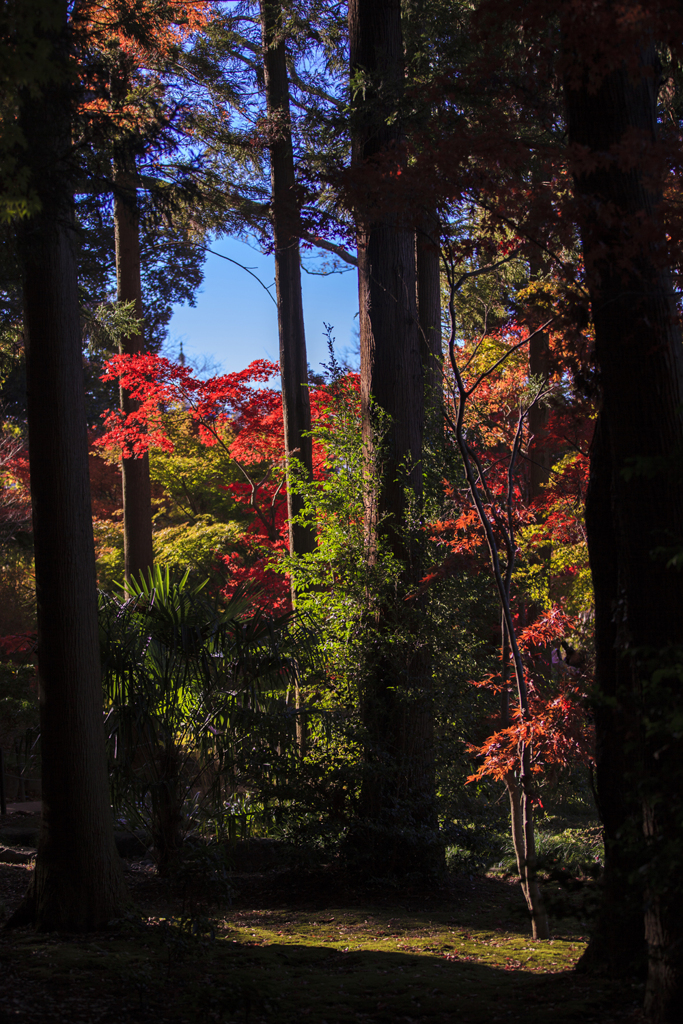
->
[9, 5, 128, 927]
[113, 160, 154, 587]
[576, 412, 646, 976]
[260, 0, 315, 567]
[526, 254, 552, 681]
[564, 16, 683, 1019]
[349, 0, 438, 876]
[416, 209, 442, 414]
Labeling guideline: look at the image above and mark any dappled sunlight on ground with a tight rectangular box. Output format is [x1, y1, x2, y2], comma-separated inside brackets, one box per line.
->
[0, 861, 645, 1023]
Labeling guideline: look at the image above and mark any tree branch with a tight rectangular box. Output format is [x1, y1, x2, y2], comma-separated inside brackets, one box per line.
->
[299, 230, 358, 266]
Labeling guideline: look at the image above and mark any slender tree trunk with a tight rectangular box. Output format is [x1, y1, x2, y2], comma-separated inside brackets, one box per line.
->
[501, 632, 549, 939]
[564, 20, 683, 1019]
[113, 160, 154, 587]
[526, 261, 552, 681]
[349, 0, 438, 875]
[260, 1, 315, 568]
[8, 11, 128, 927]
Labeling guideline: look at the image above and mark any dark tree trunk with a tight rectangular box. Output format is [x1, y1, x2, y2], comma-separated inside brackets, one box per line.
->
[8, 9, 128, 927]
[577, 412, 646, 976]
[564, 22, 683, 1019]
[113, 161, 154, 587]
[260, 0, 315, 566]
[416, 209, 443, 414]
[349, 0, 438, 876]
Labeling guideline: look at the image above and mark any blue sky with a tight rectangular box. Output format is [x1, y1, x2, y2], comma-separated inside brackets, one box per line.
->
[166, 235, 359, 376]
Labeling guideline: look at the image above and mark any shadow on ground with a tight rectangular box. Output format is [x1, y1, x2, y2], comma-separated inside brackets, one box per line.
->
[0, 861, 644, 1024]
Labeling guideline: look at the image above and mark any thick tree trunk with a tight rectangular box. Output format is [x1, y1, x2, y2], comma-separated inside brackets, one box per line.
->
[577, 413, 646, 976]
[260, 1, 315, 567]
[349, 0, 438, 875]
[113, 162, 154, 587]
[564, 22, 683, 1019]
[8, 12, 128, 926]
[416, 209, 443, 414]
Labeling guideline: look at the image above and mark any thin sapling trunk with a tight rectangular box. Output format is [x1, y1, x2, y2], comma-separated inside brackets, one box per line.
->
[445, 258, 552, 939]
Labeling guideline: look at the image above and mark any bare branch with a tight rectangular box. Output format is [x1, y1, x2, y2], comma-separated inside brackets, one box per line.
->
[299, 230, 358, 266]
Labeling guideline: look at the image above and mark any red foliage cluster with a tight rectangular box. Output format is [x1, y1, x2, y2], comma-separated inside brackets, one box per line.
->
[426, 317, 596, 786]
[0, 632, 37, 664]
[97, 354, 361, 613]
[0, 437, 31, 542]
[466, 676, 593, 783]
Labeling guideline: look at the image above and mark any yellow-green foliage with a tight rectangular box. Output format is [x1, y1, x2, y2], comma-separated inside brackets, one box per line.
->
[94, 409, 247, 591]
[93, 518, 125, 592]
[516, 451, 592, 618]
[148, 410, 242, 524]
[154, 516, 243, 576]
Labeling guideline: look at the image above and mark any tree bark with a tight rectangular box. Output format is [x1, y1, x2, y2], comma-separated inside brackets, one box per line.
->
[576, 412, 646, 976]
[113, 160, 154, 587]
[8, 8, 128, 927]
[260, 0, 315, 567]
[416, 209, 443, 416]
[349, 0, 438, 875]
[564, 20, 683, 1019]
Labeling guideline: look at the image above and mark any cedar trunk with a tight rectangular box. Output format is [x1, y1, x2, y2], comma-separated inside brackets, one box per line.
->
[260, 0, 315, 564]
[577, 412, 646, 976]
[9, 15, 128, 926]
[565, 28, 683, 1020]
[349, 0, 438, 875]
[416, 209, 443, 412]
[113, 162, 154, 586]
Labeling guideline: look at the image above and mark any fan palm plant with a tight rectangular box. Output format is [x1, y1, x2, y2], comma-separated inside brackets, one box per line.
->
[99, 566, 318, 874]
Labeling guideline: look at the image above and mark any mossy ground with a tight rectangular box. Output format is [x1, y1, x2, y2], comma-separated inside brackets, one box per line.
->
[0, 857, 644, 1023]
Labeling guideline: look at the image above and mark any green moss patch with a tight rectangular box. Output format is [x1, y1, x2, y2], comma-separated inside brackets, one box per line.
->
[0, 866, 644, 1023]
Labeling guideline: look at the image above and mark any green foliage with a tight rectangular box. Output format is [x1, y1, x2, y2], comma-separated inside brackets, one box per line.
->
[93, 518, 125, 592]
[0, 544, 35, 637]
[268, 379, 503, 852]
[83, 299, 144, 357]
[100, 565, 318, 872]
[0, 662, 37, 739]
[154, 517, 242, 578]
[95, 408, 248, 590]
[148, 410, 244, 525]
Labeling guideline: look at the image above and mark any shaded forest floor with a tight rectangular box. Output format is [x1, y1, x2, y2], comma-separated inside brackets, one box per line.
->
[0, 822, 644, 1023]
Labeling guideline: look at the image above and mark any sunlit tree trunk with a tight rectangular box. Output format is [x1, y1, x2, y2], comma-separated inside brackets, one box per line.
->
[8, 2, 127, 928]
